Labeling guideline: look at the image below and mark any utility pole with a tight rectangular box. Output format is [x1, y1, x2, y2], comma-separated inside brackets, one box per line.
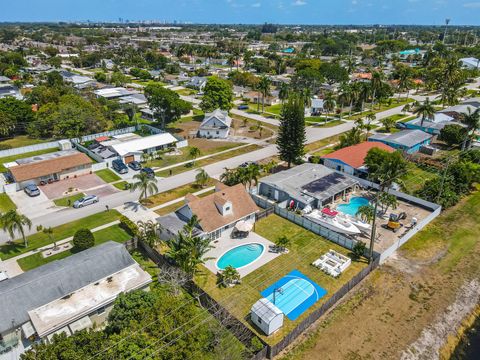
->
[368, 194, 379, 263]
[443, 19, 451, 44]
[436, 157, 452, 204]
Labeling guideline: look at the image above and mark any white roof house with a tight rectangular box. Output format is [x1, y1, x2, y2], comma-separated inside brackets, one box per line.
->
[460, 57, 480, 70]
[250, 298, 284, 336]
[198, 109, 232, 139]
[94, 87, 136, 99]
[110, 133, 178, 156]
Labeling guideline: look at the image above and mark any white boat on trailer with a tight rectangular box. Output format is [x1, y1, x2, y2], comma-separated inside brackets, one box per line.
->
[336, 212, 371, 233]
[305, 208, 362, 236]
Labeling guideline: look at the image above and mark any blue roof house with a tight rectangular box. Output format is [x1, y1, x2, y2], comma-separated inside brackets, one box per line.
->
[368, 130, 433, 154]
[401, 113, 466, 135]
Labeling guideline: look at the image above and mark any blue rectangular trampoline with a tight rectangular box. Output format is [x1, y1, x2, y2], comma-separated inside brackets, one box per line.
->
[261, 269, 327, 321]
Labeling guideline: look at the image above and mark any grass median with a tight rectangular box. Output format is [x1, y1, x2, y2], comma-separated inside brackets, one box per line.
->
[95, 169, 121, 183]
[0, 210, 122, 260]
[17, 224, 131, 271]
[0, 193, 16, 212]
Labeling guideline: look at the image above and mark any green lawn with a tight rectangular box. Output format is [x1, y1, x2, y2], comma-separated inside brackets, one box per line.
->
[194, 214, 367, 344]
[53, 193, 85, 207]
[304, 134, 343, 153]
[155, 144, 261, 177]
[17, 224, 131, 271]
[401, 162, 438, 194]
[306, 119, 345, 128]
[0, 136, 52, 149]
[146, 179, 216, 208]
[113, 181, 129, 190]
[399, 115, 417, 123]
[0, 210, 122, 260]
[0, 148, 58, 172]
[0, 193, 16, 213]
[95, 169, 121, 183]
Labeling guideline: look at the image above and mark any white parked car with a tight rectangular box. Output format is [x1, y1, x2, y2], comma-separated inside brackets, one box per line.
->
[73, 195, 99, 208]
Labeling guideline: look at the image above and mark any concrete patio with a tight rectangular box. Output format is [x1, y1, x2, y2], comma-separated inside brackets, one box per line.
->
[204, 228, 282, 278]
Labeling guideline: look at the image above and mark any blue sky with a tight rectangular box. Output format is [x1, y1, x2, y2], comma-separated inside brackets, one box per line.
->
[1, 0, 479, 25]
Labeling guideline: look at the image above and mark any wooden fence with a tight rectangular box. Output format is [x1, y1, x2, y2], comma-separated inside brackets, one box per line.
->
[137, 240, 269, 359]
[266, 256, 380, 358]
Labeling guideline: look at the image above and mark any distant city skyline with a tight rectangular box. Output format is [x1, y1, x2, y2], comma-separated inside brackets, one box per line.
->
[1, 0, 480, 25]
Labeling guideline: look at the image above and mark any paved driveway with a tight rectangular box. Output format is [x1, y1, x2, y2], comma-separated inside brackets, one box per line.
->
[40, 174, 107, 199]
[9, 189, 57, 219]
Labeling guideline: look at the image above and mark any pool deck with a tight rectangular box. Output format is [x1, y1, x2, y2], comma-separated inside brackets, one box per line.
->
[204, 229, 282, 277]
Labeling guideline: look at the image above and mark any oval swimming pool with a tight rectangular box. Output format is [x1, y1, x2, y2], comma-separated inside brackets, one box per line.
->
[216, 243, 265, 270]
[337, 197, 370, 216]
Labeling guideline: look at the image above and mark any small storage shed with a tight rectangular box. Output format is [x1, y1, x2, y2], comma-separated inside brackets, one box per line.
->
[250, 298, 284, 336]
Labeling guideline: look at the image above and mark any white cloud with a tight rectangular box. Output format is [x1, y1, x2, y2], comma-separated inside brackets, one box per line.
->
[292, 0, 307, 6]
[463, 2, 480, 8]
[351, 0, 358, 4]
[251, 2, 261, 7]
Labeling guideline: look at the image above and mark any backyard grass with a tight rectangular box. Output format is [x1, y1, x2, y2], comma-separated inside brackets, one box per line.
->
[194, 214, 368, 344]
[0, 136, 52, 149]
[95, 168, 121, 183]
[0, 147, 58, 172]
[345, 99, 414, 121]
[0, 210, 122, 260]
[146, 179, 216, 208]
[17, 224, 131, 271]
[0, 193, 16, 212]
[281, 188, 480, 360]
[400, 162, 438, 194]
[304, 134, 342, 153]
[155, 144, 262, 177]
[53, 193, 85, 207]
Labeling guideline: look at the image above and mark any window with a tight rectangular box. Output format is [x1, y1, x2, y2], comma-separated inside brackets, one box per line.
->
[216, 131, 219, 135]
[96, 306, 106, 315]
[257, 317, 262, 324]
[225, 206, 230, 211]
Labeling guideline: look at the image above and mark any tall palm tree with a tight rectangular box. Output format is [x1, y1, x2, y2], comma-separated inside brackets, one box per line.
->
[323, 92, 337, 118]
[131, 172, 158, 201]
[0, 210, 32, 247]
[413, 97, 435, 127]
[245, 163, 261, 189]
[364, 113, 376, 140]
[462, 108, 480, 150]
[356, 204, 375, 223]
[370, 70, 385, 109]
[188, 147, 201, 165]
[257, 76, 272, 113]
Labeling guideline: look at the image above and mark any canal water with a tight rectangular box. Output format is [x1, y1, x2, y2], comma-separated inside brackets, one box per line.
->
[451, 314, 480, 359]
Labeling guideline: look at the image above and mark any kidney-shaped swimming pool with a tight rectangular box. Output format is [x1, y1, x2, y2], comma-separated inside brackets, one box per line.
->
[216, 243, 265, 270]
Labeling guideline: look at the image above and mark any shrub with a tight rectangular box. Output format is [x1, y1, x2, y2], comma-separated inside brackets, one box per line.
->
[250, 337, 264, 352]
[72, 228, 95, 251]
[119, 215, 139, 237]
[0, 144, 12, 150]
[352, 241, 367, 260]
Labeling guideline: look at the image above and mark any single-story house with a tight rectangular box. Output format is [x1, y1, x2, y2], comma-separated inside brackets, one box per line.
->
[402, 113, 466, 135]
[250, 298, 284, 336]
[321, 142, 394, 176]
[7, 150, 93, 189]
[0, 242, 151, 356]
[0, 84, 23, 100]
[158, 182, 259, 240]
[368, 130, 433, 154]
[118, 93, 148, 106]
[258, 163, 359, 210]
[186, 76, 207, 91]
[244, 91, 280, 106]
[108, 132, 179, 164]
[93, 87, 137, 100]
[460, 57, 480, 70]
[59, 70, 95, 89]
[198, 109, 232, 139]
[438, 98, 480, 120]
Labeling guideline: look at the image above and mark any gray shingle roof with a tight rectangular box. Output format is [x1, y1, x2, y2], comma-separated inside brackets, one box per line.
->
[0, 241, 135, 333]
[369, 130, 432, 148]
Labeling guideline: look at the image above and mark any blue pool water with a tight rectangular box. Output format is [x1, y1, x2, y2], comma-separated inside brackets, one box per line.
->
[217, 243, 264, 270]
[337, 197, 370, 216]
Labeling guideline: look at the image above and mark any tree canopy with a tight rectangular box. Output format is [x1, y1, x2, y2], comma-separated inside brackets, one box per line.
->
[200, 76, 234, 112]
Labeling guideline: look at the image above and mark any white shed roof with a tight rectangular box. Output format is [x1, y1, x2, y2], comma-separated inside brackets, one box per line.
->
[111, 133, 178, 156]
[251, 298, 282, 322]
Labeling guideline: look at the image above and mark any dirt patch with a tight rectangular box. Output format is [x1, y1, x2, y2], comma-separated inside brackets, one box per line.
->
[401, 279, 480, 360]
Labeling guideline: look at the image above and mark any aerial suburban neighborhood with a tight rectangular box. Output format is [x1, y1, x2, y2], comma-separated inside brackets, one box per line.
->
[0, 2, 479, 359]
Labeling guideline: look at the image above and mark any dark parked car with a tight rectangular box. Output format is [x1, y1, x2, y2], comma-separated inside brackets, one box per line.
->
[237, 104, 249, 110]
[128, 161, 142, 171]
[24, 184, 40, 197]
[112, 159, 128, 174]
[140, 167, 155, 179]
[239, 161, 258, 168]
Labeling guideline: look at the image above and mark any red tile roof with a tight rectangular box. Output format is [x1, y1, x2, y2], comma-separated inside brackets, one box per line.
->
[322, 142, 394, 169]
